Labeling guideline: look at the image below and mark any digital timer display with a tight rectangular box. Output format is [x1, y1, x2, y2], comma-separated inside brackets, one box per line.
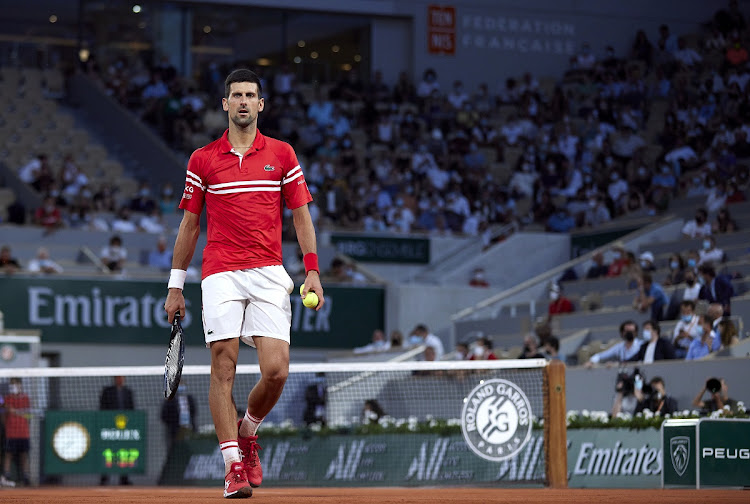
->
[45, 411, 147, 475]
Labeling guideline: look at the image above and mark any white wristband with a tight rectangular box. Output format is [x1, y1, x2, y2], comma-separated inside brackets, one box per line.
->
[168, 269, 187, 290]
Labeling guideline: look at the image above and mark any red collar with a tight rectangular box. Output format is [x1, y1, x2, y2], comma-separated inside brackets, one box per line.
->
[219, 128, 266, 154]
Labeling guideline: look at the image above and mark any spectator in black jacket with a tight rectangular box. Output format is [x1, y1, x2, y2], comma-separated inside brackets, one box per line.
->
[99, 376, 134, 485]
[161, 382, 197, 445]
[635, 376, 678, 415]
[586, 252, 610, 279]
[698, 263, 734, 314]
[628, 320, 675, 363]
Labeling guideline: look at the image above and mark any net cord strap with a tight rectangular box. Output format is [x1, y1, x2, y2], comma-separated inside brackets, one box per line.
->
[0, 359, 548, 378]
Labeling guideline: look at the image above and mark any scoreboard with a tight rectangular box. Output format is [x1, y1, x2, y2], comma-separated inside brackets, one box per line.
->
[44, 410, 147, 475]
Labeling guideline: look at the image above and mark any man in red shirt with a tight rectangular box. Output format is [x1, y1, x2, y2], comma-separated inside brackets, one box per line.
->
[548, 284, 575, 316]
[164, 69, 323, 499]
[2, 378, 31, 487]
[34, 196, 63, 233]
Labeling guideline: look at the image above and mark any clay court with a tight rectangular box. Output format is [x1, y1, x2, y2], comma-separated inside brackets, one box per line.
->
[0, 487, 747, 503]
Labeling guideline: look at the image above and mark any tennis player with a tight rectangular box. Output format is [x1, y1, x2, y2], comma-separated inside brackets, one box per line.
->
[164, 68, 324, 499]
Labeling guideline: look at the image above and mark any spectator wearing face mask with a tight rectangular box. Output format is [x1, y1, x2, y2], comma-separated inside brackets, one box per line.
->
[469, 337, 497, 360]
[634, 272, 668, 321]
[607, 243, 630, 277]
[672, 300, 701, 358]
[548, 284, 574, 316]
[698, 264, 734, 315]
[627, 320, 675, 363]
[585, 320, 642, 367]
[698, 236, 725, 265]
[685, 315, 717, 360]
[353, 329, 391, 354]
[663, 253, 685, 286]
[681, 208, 711, 238]
[406, 324, 444, 360]
[638, 251, 656, 272]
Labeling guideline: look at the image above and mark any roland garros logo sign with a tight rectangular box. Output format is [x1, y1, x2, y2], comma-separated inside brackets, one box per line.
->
[461, 378, 533, 461]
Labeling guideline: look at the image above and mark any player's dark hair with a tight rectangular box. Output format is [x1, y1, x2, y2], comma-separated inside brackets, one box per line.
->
[225, 69, 263, 98]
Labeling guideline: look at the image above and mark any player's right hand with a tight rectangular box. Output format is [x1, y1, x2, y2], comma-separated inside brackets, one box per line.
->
[164, 288, 186, 324]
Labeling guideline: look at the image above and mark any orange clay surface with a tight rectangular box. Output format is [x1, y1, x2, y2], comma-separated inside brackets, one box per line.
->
[0, 487, 747, 503]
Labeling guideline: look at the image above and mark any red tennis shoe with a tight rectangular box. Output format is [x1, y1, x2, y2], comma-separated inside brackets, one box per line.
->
[223, 462, 252, 499]
[237, 420, 263, 487]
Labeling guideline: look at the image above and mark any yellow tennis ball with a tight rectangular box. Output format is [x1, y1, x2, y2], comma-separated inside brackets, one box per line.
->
[300, 284, 305, 296]
[303, 291, 319, 308]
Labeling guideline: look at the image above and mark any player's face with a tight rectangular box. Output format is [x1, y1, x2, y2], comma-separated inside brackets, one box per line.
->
[223, 82, 264, 128]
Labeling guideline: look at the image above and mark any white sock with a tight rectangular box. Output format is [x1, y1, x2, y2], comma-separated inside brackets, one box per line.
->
[240, 410, 264, 437]
[220, 440, 241, 473]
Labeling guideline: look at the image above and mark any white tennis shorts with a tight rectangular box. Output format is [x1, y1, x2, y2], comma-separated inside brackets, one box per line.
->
[201, 265, 294, 348]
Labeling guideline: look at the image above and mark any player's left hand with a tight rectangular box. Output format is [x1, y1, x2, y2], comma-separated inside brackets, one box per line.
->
[301, 271, 325, 311]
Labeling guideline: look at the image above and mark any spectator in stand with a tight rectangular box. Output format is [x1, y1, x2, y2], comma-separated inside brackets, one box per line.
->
[138, 207, 167, 234]
[406, 324, 445, 360]
[712, 207, 738, 234]
[546, 206, 576, 233]
[468, 267, 489, 287]
[638, 251, 656, 273]
[33, 196, 63, 233]
[631, 29, 654, 69]
[100, 235, 127, 272]
[27, 247, 63, 275]
[718, 318, 740, 348]
[627, 320, 675, 363]
[685, 315, 717, 360]
[454, 342, 470, 360]
[698, 263, 734, 315]
[580, 254, 605, 282]
[416, 68, 440, 100]
[681, 208, 712, 238]
[672, 300, 701, 358]
[469, 337, 497, 360]
[663, 253, 685, 286]
[574, 42, 597, 71]
[634, 272, 668, 321]
[147, 236, 173, 271]
[519, 333, 545, 359]
[725, 35, 749, 68]
[666, 268, 703, 320]
[17, 154, 47, 185]
[693, 377, 738, 414]
[111, 207, 138, 234]
[543, 336, 561, 360]
[607, 242, 630, 277]
[353, 329, 391, 354]
[585, 320, 642, 367]
[673, 37, 703, 68]
[657, 24, 679, 55]
[706, 303, 727, 352]
[698, 236, 725, 265]
[548, 283, 574, 317]
[0, 246, 21, 274]
[706, 180, 728, 214]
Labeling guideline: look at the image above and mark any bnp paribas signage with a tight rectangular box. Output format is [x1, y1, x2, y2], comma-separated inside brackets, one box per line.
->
[0, 277, 383, 348]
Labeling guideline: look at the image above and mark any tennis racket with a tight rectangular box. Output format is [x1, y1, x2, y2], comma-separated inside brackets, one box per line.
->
[164, 311, 185, 400]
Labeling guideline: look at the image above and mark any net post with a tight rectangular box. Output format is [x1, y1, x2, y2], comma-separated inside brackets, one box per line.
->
[543, 359, 567, 488]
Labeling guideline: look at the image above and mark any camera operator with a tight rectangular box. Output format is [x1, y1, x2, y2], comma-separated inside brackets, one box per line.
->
[585, 320, 642, 368]
[692, 377, 738, 414]
[611, 367, 643, 417]
[634, 376, 678, 415]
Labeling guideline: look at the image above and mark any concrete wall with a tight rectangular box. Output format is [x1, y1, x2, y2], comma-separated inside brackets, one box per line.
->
[566, 357, 750, 414]
[192, 0, 723, 88]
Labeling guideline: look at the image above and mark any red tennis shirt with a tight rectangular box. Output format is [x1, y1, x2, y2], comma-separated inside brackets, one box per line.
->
[179, 129, 312, 279]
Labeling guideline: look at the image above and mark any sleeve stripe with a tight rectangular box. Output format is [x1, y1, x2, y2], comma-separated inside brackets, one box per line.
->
[284, 165, 301, 179]
[186, 170, 203, 183]
[186, 174, 206, 191]
[282, 171, 304, 185]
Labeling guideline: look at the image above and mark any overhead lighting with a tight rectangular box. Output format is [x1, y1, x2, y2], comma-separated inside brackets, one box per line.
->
[49, 15, 58, 23]
[310, 51, 319, 59]
[256, 58, 271, 66]
[342, 64, 352, 71]
[332, 45, 340, 53]
[293, 56, 302, 64]
[203, 25, 211, 34]
[78, 48, 90, 62]
[132, 5, 142, 14]
[297, 40, 306, 48]
[354, 54, 362, 62]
